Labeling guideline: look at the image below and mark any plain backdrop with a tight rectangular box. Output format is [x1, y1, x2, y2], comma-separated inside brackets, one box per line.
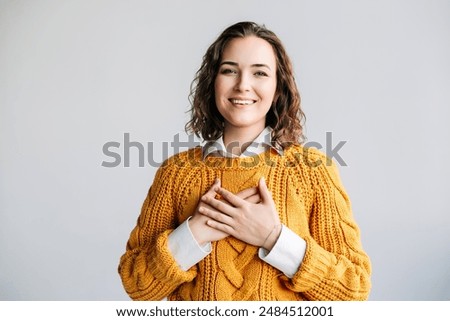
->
[1, 0, 449, 300]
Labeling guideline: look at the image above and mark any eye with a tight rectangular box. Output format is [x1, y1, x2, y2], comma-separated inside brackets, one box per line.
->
[220, 68, 237, 75]
[255, 71, 268, 77]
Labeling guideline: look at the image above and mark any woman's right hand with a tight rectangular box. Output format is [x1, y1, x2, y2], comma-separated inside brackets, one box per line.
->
[189, 179, 261, 246]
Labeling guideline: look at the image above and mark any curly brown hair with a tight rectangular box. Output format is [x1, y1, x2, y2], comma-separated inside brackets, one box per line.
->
[185, 21, 305, 146]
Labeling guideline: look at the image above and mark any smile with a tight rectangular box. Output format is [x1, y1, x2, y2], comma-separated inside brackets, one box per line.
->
[229, 99, 256, 105]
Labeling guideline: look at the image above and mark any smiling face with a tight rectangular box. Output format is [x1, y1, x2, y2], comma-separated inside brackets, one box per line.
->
[214, 36, 277, 139]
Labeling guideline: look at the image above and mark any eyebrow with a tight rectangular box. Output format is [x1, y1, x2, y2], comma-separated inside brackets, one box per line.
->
[220, 61, 272, 71]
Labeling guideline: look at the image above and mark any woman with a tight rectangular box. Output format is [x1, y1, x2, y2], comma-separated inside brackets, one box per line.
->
[118, 21, 371, 301]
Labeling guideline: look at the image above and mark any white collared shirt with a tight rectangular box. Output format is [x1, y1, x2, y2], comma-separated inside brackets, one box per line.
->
[202, 126, 283, 158]
[168, 127, 306, 278]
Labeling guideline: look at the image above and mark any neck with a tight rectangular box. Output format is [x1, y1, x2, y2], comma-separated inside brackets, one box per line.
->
[222, 124, 265, 156]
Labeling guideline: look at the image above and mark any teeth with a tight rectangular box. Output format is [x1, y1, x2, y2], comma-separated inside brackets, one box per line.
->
[231, 99, 254, 105]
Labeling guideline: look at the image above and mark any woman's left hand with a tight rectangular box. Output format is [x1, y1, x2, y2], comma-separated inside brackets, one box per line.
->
[199, 177, 281, 251]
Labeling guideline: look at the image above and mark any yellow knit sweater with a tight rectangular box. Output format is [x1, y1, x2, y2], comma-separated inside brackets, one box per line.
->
[118, 145, 371, 300]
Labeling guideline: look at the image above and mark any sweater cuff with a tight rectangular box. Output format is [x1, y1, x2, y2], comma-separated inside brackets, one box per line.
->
[289, 235, 335, 291]
[147, 230, 197, 285]
[168, 217, 211, 271]
[258, 225, 307, 278]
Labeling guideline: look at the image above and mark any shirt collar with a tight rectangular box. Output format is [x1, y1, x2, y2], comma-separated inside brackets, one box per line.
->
[202, 127, 284, 159]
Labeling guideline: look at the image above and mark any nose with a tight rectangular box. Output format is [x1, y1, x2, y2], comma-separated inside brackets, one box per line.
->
[234, 72, 251, 92]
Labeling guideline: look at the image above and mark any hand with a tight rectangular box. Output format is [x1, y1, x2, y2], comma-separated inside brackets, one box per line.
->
[235, 186, 261, 204]
[188, 179, 262, 246]
[199, 177, 281, 251]
[189, 179, 229, 246]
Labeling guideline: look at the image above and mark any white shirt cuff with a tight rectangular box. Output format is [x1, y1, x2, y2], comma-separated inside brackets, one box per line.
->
[258, 225, 307, 278]
[167, 217, 211, 271]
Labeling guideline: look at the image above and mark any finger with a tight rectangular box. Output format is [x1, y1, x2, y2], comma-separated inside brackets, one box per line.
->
[236, 187, 259, 200]
[244, 193, 261, 204]
[198, 206, 234, 226]
[206, 219, 235, 235]
[215, 187, 246, 208]
[201, 194, 235, 215]
[258, 177, 272, 203]
[198, 201, 217, 212]
[205, 178, 221, 196]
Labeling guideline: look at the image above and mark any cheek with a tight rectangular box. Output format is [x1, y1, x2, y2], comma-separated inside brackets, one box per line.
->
[214, 77, 229, 98]
[214, 79, 227, 114]
[214, 79, 220, 97]
[260, 82, 277, 101]
[270, 80, 278, 96]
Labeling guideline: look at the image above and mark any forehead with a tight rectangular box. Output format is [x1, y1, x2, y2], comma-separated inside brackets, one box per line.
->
[221, 36, 276, 66]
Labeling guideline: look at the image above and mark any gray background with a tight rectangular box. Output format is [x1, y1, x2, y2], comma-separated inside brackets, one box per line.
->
[1, 0, 449, 300]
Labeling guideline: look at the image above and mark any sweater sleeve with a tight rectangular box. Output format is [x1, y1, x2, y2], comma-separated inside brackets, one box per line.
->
[118, 163, 197, 300]
[283, 152, 372, 300]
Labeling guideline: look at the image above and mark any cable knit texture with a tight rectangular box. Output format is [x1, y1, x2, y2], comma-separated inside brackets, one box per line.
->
[118, 145, 371, 301]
